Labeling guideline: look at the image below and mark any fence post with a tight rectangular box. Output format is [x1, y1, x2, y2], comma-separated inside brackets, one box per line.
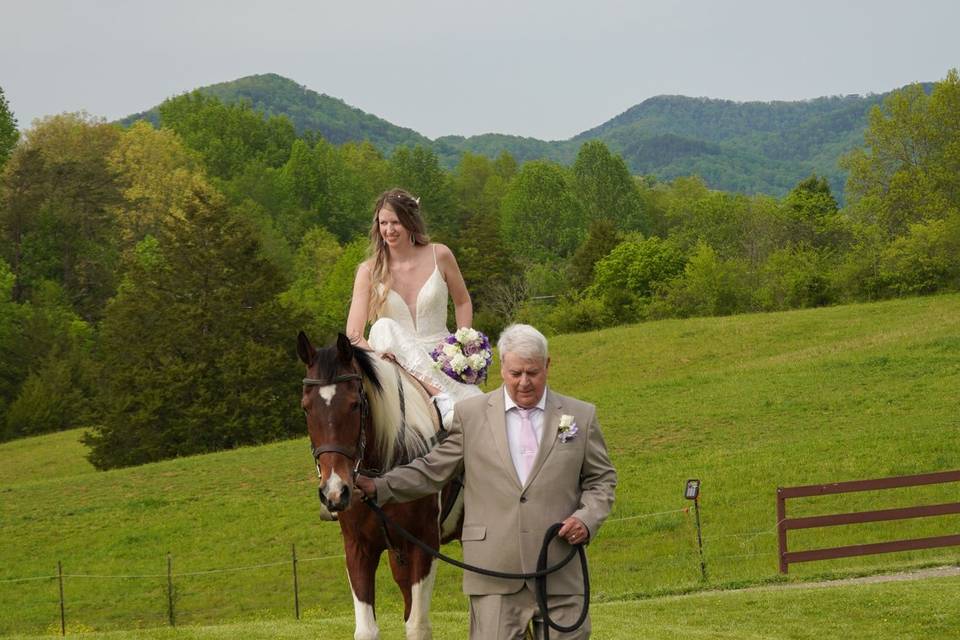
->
[166, 553, 175, 626]
[292, 543, 300, 620]
[777, 488, 788, 574]
[57, 560, 65, 636]
[693, 498, 707, 581]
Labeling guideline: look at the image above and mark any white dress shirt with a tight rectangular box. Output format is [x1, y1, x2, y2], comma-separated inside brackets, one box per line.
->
[504, 387, 547, 486]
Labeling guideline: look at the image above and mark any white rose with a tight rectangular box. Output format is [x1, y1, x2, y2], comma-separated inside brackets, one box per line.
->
[455, 327, 470, 342]
[465, 328, 480, 343]
[450, 353, 468, 373]
[559, 414, 575, 429]
[443, 343, 460, 358]
[468, 354, 485, 370]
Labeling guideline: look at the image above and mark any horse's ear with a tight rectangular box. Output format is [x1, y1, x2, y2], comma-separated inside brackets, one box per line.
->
[336, 333, 354, 366]
[297, 331, 315, 365]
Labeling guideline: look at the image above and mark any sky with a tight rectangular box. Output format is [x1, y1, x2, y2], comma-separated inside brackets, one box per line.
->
[2, 0, 959, 141]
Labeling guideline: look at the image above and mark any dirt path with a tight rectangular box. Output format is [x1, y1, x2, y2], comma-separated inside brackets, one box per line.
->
[597, 565, 960, 605]
[763, 564, 960, 591]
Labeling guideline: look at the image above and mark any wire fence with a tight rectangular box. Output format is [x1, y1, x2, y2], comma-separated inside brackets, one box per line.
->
[0, 500, 787, 636]
[3, 499, 951, 636]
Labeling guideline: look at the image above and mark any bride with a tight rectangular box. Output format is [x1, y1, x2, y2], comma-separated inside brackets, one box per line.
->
[345, 188, 482, 425]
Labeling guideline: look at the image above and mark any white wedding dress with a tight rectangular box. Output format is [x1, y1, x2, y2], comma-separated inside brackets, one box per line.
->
[367, 245, 483, 408]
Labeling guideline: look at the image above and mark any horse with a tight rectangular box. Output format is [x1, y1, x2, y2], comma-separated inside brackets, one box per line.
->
[297, 331, 463, 640]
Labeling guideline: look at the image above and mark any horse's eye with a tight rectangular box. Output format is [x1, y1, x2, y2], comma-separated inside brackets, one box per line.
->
[350, 401, 361, 412]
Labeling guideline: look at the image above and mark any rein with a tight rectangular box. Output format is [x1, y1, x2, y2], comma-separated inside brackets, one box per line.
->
[362, 497, 589, 639]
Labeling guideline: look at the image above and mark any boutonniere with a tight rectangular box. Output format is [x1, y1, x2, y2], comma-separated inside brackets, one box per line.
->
[558, 414, 578, 443]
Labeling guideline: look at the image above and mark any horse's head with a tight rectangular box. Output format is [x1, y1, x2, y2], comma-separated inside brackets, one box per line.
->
[297, 331, 374, 514]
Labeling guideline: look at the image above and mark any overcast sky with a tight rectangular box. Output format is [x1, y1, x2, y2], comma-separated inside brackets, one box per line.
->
[2, 0, 958, 141]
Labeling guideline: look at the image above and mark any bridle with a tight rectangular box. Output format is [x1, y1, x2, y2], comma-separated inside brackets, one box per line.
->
[302, 372, 371, 478]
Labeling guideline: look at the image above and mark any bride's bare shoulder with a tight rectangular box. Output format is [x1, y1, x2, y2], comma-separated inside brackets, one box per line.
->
[431, 243, 456, 262]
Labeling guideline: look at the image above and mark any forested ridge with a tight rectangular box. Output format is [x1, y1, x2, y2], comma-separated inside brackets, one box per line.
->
[121, 73, 928, 198]
[1, 69, 958, 468]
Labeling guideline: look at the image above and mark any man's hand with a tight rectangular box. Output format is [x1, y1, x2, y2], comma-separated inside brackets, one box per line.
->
[558, 516, 589, 545]
[354, 475, 376, 501]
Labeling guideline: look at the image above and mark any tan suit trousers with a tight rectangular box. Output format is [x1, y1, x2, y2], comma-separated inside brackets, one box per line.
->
[469, 585, 591, 639]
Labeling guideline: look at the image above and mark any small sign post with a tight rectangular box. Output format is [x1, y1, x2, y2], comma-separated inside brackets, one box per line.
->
[685, 479, 707, 581]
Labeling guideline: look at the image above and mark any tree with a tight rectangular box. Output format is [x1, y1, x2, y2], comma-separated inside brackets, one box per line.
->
[107, 121, 204, 249]
[450, 152, 519, 321]
[652, 241, 751, 318]
[390, 145, 456, 241]
[0, 272, 95, 441]
[755, 245, 832, 311]
[501, 160, 585, 262]
[328, 141, 393, 242]
[157, 91, 295, 180]
[783, 174, 840, 247]
[0, 113, 122, 320]
[0, 85, 18, 168]
[567, 218, 623, 291]
[572, 140, 647, 233]
[278, 225, 345, 340]
[85, 180, 306, 468]
[843, 69, 960, 236]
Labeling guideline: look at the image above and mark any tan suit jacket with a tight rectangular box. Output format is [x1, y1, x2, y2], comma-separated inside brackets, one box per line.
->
[374, 387, 617, 595]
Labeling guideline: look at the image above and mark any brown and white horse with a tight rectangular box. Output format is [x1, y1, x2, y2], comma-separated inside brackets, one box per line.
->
[297, 332, 462, 640]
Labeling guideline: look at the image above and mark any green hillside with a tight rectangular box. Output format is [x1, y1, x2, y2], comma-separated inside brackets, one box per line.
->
[119, 73, 937, 199]
[2, 294, 959, 635]
[120, 73, 430, 153]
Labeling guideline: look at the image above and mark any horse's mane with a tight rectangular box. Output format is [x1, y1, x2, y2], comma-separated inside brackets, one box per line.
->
[315, 345, 436, 469]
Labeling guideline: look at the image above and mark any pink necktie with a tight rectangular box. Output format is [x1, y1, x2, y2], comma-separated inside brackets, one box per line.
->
[517, 407, 539, 479]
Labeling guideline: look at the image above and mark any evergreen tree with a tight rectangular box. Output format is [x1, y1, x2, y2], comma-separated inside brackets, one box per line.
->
[568, 218, 623, 291]
[85, 180, 306, 469]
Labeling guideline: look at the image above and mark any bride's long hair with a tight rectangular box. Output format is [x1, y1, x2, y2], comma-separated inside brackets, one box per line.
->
[367, 188, 430, 320]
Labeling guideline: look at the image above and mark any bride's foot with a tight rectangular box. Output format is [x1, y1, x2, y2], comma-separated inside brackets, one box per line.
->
[433, 392, 455, 429]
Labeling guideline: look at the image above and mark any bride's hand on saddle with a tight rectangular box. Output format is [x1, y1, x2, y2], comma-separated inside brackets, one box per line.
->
[354, 475, 376, 500]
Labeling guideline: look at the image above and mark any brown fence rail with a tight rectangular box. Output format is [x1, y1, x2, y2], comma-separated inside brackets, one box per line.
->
[776, 470, 960, 573]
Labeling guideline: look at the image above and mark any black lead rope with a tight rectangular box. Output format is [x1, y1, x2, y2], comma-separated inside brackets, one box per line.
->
[362, 497, 590, 639]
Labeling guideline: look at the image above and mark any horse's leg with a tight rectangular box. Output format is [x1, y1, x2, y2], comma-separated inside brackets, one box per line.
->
[388, 545, 437, 640]
[345, 540, 383, 640]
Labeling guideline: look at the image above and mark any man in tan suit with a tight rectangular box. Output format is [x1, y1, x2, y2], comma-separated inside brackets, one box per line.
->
[356, 324, 617, 639]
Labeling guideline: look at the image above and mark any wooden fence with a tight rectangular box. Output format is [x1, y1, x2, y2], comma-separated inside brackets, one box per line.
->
[777, 470, 960, 573]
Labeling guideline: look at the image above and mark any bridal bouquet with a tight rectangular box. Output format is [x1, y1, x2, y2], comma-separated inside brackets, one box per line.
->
[431, 327, 493, 385]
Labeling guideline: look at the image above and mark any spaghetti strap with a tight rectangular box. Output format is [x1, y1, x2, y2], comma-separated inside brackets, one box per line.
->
[432, 243, 438, 267]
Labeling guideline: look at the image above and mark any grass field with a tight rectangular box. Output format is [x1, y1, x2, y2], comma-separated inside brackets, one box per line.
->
[2, 293, 959, 637]
[5, 575, 959, 639]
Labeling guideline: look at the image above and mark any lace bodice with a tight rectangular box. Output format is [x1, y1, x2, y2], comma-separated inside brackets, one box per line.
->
[367, 244, 481, 405]
[377, 247, 449, 344]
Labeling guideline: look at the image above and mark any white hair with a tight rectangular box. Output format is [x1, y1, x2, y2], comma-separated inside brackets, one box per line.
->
[497, 324, 549, 364]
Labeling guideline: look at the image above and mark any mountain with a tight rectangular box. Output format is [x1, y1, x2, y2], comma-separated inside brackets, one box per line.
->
[120, 73, 430, 152]
[122, 74, 929, 200]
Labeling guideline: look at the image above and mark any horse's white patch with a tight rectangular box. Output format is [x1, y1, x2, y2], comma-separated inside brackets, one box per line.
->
[405, 561, 436, 639]
[318, 384, 337, 406]
[326, 469, 346, 504]
[347, 570, 380, 640]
